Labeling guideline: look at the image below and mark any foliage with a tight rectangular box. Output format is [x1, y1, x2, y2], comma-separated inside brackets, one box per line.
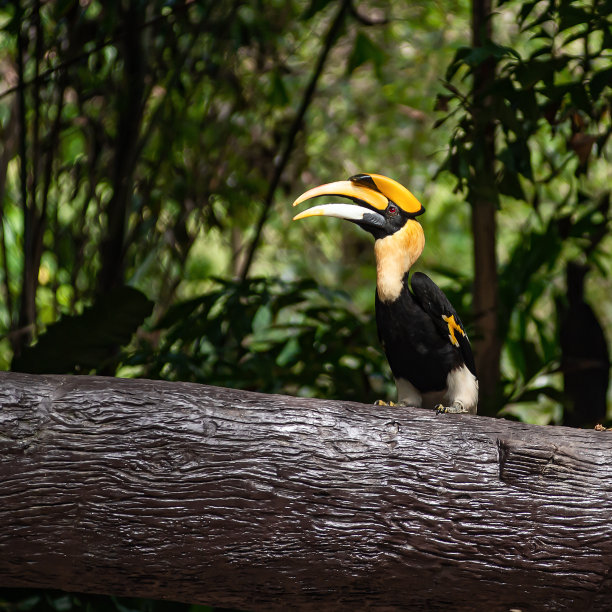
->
[0, 0, 467, 390]
[436, 0, 611, 418]
[0, 588, 217, 612]
[12, 286, 153, 374]
[127, 276, 391, 403]
[0, 0, 608, 422]
[0, 0, 465, 362]
[0, 0, 315, 361]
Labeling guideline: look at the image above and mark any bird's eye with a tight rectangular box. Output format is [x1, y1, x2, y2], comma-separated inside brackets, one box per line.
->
[388, 205, 398, 215]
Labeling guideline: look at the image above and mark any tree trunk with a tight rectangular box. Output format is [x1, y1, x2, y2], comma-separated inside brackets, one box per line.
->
[1, 372, 611, 611]
[97, 4, 146, 295]
[470, 0, 501, 413]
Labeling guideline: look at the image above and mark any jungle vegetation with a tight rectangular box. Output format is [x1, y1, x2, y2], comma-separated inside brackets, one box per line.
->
[0, 0, 611, 609]
[1, 0, 611, 423]
[0, 0, 610, 416]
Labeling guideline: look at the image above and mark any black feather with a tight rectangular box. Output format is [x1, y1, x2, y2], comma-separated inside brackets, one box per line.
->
[375, 272, 476, 393]
[410, 272, 476, 376]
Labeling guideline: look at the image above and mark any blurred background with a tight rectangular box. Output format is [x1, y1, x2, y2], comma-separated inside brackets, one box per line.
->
[0, 0, 611, 422]
[0, 0, 611, 608]
[1, 0, 610, 427]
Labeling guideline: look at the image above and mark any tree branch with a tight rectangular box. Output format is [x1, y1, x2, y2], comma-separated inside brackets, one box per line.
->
[469, 0, 500, 413]
[15, 9, 34, 354]
[0, 87, 19, 327]
[238, 0, 352, 280]
[0, 2, 198, 102]
[1, 371, 611, 610]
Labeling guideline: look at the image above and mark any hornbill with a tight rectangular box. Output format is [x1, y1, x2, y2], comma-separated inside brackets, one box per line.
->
[292, 173, 478, 414]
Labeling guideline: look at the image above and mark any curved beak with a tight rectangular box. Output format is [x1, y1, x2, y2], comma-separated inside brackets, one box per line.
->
[292, 180, 388, 211]
[293, 203, 386, 230]
[292, 179, 388, 231]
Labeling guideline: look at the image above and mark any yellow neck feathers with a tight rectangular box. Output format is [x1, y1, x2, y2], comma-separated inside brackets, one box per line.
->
[374, 220, 425, 303]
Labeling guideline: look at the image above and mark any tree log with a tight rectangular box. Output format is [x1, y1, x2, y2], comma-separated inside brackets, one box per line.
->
[1, 372, 611, 611]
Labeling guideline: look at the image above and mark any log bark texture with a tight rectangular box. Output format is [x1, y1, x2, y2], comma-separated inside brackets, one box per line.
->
[1, 371, 612, 611]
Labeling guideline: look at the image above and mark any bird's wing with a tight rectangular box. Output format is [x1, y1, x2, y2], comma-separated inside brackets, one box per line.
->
[410, 271, 477, 376]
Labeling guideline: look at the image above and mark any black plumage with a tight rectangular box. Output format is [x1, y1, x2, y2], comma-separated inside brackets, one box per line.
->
[376, 271, 475, 394]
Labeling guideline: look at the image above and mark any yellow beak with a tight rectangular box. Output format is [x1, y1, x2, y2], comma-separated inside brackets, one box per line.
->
[292, 180, 388, 218]
[291, 174, 424, 222]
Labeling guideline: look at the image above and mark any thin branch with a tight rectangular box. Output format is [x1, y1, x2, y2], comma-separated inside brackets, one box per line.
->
[35, 78, 66, 294]
[0, 93, 19, 327]
[97, 2, 149, 295]
[31, 0, 42, 215]
[15, 10, 32, 353]
[348, 1, 388, 26]
[238, 0, 352, 281]
[0, 1, 197, 102]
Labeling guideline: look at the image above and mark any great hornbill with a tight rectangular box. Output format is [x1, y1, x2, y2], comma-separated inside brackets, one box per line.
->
[292, 173, 478, 414]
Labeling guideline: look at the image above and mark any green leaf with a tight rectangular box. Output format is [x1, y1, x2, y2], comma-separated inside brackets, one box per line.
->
[47, 594, 73, 612]
[252, 303, 272, 334]
[522, 339, 543, 380]
[513, 385, 565, 404]
[347, 32, 386, 76]
[276, 336, 301, 367]
[506, 336, 526, 381]
[12, 286, 154, 374]
[561, 27, 589, 47]
[155, 294, 214, 330]
[515, 58, 562, 88]
[519, 0, 539, 25]
[523, 6, 555, 31]
[269, 71, 289, 107]
[528, 45, 553, 60]
[458, 41, 521, 70]
[445, 46, 471, 81]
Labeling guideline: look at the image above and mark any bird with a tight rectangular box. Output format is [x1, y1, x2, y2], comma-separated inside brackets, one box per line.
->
[292, 172, 478, 414]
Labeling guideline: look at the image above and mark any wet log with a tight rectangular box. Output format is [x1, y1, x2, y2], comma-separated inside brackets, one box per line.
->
[1, 371, 611, 611]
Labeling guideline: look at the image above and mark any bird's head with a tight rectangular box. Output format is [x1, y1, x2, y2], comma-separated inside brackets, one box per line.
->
[292, 173, 425, 240]
[292, 173, 426, 302]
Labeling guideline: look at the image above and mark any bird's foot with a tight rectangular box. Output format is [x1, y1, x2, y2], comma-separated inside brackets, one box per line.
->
[375, 399, 396, 407]
[435, 401, 469, 415]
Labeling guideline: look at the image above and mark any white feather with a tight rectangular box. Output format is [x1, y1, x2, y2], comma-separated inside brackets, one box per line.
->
[445, 365, 479, 413]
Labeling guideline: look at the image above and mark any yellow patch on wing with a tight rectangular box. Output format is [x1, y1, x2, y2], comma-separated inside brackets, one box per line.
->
[442, 314, 466, 348]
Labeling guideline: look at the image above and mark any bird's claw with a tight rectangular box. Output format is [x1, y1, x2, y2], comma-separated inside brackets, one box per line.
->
[435, 402, 469, 414]
[375, 399, 396, 407]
